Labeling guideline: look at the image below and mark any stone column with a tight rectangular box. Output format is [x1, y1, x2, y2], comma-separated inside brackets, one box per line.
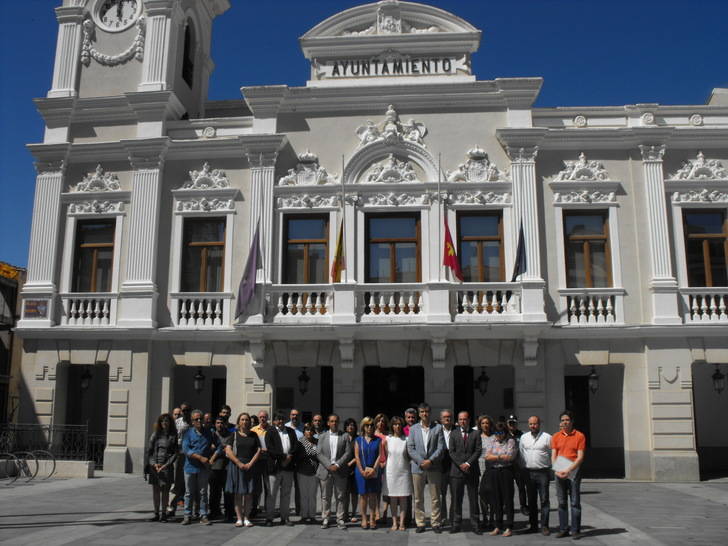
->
[424, 356, 452, 413]
[508, 146, 546, 322]
[639, 145, 680, 324]
[138, 0, 183, 92]
[645, 339, 699, 481]
[246, 150, 278, 284]
[48, 6, 84, 98]
[118, 139, 169, 328]
[333, 342, 361, 418]
[514, 338, 546, 426]
[19, 147, 69, 328]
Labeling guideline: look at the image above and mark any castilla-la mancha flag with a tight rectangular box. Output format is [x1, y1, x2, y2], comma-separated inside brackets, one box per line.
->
[443, 216, 464, 281]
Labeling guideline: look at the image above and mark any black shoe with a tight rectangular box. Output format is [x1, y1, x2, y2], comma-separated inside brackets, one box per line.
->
[450, 525, 461, 534]
[555, 530, 570, 538]
[159, 514, 168, 523]
[148, 513, 160, 522]
[415, 526, 425, 533]
[571, 532, 583, 540]
[433, 526, 442, 534]
[473, 528, 483, 535]
[521, 506, 529, 517]
[284, 520, 295, 527]
[264, 519, 273, 527]
[524, 526, 538, 534]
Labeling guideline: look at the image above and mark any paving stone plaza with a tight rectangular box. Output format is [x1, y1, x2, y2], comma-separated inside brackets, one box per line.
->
[1, 474, 726, 545]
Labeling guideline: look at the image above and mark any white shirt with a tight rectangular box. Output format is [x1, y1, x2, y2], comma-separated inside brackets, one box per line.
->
[442, 426, 453, 451]
[278, 427, 291, 454]
[329, 432, 339, 465]
[421, 424, 430, 449]
[519, 430, 552, 469]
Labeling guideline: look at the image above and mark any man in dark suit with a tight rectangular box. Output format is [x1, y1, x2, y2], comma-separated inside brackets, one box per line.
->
[264, 412, 299, 526]
[448, 411, 482, 534]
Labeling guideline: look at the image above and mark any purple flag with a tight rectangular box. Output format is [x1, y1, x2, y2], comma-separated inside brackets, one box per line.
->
[235, 222, 262, 318]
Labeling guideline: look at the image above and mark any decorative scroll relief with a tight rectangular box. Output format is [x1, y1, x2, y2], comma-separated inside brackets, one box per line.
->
[363, 154, 420, 183]
[181, 163, 229, 190]
[276, 194, 340, 209]
[639, 144, 666, 162]
[668, 152, 728, 181]
[341, 2, 440, 35]
[278, 151, 338, 186]
[553, 153, 611, 181]
[81, 17, 145, 67]
[361, 192, 431, 207]
[447, 146, 509, 182]
[356, 105, 427, 148]
[72, 165, 121, 192]
[176, 198, 234, 212]
[449, 191, 512, 206]
[68, 200, 125, 215]
[672, 189, 728, 203]
[553, 190, 616, 204]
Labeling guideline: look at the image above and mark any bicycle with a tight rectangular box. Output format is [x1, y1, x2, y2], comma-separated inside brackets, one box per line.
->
[14, 451, 39, 483]
[32, 449, 57, 479]
[0, 452, 20, 485]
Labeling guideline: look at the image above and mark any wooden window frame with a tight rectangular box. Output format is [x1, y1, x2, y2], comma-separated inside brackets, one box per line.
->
[283, 214, 329, 284]
[683, 209, 728, 287]
[365, 213, 421, 283]
[182, 217, 226, 292]
[73, 219, 115, 293]
[456, 211, 505, 282]
[563, 211, 612, 288]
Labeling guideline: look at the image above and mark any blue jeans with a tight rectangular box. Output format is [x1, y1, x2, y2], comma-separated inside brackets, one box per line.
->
[526, 469, 550, 529]
[184, 469, 210, 517]
[555, 474, 581, 534]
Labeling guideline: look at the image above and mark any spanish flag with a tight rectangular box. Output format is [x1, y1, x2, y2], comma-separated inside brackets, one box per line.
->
[443, 216, 464, 281]
[330, 220, 345, 282]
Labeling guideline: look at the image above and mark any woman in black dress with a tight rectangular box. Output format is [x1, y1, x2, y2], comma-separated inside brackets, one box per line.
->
[145, 413, 177, 522]
[224, 412, 262, 527]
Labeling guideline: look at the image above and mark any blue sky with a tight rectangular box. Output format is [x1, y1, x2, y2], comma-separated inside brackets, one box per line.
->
[1, 0, 727, 268]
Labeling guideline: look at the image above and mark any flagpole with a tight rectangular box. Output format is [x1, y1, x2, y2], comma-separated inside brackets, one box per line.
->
[341, 154, 347, 283]
[438, 153, 442, 282]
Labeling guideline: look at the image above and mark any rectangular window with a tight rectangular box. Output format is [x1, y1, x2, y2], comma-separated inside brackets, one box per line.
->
[366, 214, 420, 283]
[72, 219, 115, 292]
[457, 212, 504, 282]
[181, 218, 225, 292]
[684, 210, 728, 287]
[564, 211, 611, 288]
[283, 215, 328, 284]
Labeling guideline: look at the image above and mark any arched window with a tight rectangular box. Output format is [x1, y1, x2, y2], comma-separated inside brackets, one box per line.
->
[182, 21, 196, 88]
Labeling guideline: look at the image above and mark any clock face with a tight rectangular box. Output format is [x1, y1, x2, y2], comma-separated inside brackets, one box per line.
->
[96, 0, 140, 32]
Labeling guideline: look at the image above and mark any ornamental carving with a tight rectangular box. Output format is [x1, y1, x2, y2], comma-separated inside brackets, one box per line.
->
[553, 190, 616, 204]
[278, 151, 338, 186]
[449, 191, 511, 205]
[363, 154, 420, 183]
[362, 192, 431, 207]
[68, 200, 124, 215]
[573, 115, 588, 128]
[689, 114, 704, 127]
[668, 152, 728, 180]
[447, 146, 509, 182]
[81, 17, 145, 67]
[181, 163, 230, 190]
[506, 146, 538, 163]
[639, 144, 666, 161]
[356, 105, 427, 147]
[72, 165, 121, 192]
[176, 198, 234, 212]
[554, 153, 611, 181]
[672, 189, 728, 203]
[341, 3, 440, 35]
[276, 194, 341, 209]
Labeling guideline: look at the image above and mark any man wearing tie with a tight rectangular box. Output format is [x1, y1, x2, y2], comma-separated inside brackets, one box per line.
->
[448, 411, 482, 534]
[316, 414, 353, 530]
[406, 402, 446, 533]
[264, 413, 298, 526]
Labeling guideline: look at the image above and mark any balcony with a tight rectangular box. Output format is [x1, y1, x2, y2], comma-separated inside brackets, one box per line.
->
[170, 293, 233, 328]
[60, 293, 118, 326]
[558, 288, 625, 326]
[681, 288, 728, 323]
[453, 283, 521, 322]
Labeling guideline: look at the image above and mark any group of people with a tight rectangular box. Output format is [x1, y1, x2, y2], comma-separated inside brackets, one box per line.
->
[145, 402, 586, 538]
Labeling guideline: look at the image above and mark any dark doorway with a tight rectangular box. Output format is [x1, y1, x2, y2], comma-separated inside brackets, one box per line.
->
[453, 366, 474, 419]
[211, 378, 226, 417]
[564, 376, 591, 446]
[363, 366, 424, 418]
[320, 366, 333, 418]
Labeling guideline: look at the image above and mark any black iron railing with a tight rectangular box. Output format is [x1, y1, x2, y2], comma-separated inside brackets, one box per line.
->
[0, 423, 106, 469]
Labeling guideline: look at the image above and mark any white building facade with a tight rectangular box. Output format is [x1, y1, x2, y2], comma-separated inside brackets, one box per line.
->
[16, 0, 728, 480]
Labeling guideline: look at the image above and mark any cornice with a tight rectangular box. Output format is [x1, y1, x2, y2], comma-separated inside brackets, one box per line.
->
[55, 5, 85, 24]
[242, 85, 289, 119]
[121, 137, 171, 170]
[26, 143, 71, 173]
[125, 91, 186, 122]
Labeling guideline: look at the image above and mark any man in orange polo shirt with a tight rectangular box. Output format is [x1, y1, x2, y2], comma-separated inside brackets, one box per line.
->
[551, 410, 586, 540]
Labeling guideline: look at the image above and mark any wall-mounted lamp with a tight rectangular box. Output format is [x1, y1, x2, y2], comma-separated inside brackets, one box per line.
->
[474, 367, 490, 396]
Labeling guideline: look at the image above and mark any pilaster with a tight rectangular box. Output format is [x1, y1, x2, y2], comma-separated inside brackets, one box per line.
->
[244, 353, 273, 416]
[246, 149, 278, 283]
[117, 138, 169, 328]
[333, 361, 361, 419]
[514, 338, 546, 427]
[639, 145, 681, 325]
[424, 358, 451, 412]
[138, 0, 184, 92]
[48, 6, 85, 98]
[507, 146, 546, 322]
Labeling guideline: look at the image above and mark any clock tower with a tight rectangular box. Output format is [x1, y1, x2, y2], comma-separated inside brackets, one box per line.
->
[48, 0, 230, 118]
